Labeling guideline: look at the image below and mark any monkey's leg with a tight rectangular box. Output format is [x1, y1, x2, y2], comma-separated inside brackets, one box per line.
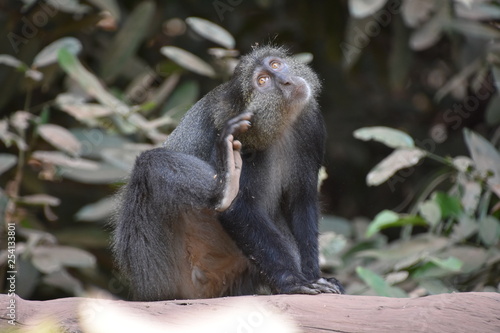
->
[219, 200, 320, 295]
[220, 180, 344, 295]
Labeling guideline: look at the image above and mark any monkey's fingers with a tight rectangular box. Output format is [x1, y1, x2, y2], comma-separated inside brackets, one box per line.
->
[233, 140, 243, 171]
[226, 112, 253, 128]
[233, 139, 242, 152]
[222, 112, 252, 139]
[313, 278, 345, 294]
[286, 285, 321, 295]
[225, 136, 242, 171]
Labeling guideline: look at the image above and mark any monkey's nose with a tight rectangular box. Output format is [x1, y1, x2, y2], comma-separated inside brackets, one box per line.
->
[276, 73, 293, 86]
[279, 79, 291, 86]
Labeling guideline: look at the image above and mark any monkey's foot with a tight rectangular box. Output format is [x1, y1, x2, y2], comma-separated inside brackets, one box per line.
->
[283, 277, 345, 295]
[215, 113, 252, 212]
[314, 277, 345, 294]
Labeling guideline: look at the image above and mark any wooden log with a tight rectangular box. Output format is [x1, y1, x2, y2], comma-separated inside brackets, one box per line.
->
[0, 292, 499, 332]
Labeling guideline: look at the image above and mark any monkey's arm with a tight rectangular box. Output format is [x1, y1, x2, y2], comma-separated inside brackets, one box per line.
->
[288, 185, 345, 294]
[285, 111, 344, 294]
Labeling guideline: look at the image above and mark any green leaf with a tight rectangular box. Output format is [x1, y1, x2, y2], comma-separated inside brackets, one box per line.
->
[75, 196, 116, 222]
[418, 279, 452, 294]
[43, 270, 84, 296]
[435, 59, 480, 102]
[147, 73, 181, 111]
[70, 128, 131, 159]
[418, 200, 441, 227]
[341, 17, 368, 69]
[493, 66, 500, 91]
[0, 153, 17, 176]
[450, 216, 478, 242]
[401, 0, 435, 27]
[319, 232, 347, 268]
[385, 271, 409, 285]
[452, 156, 473, 172]
[46, 0, 91, 14]
[38, 124, 82, 156]
[32, 151, 100, 170]
[100, 144, 151, 172]
[409, 2, 448, 50]
[463, 128, 500, 198]
[366, 148, 426, 186]
[0, 55, 27, 69]
[366, 210, 398, 238]
[162, 80, 200, 119]
[59, 161, 127, 184]
[448, 19, 500, 40]
[409, 12, 443, 50]
[478, 216, 500, 246]
[359, 234, 448, 262]
[186, 17, 235, 49]
[320, 215, 353, 237]
[411, 257, 463, 279]
[348, 0, 388, 19]
[439, 245, 488, 274]
[292, 52, 314, 64]
[353, 126, 415, 148]
[160, 46, 216, 78]
[433, 192, 462, 218]
[485, 93, 500, 126]
[366, 210, 427, 238]
[58, 48, 130, 116]
[455, 2, 500, 20]
[100, 1, 155, 80]
[32, 245, 96, 274]
[18, 194, 60, 206]
[58, 103, 114, 125]
[32, 37, 82, 68]
[460, 180, 482, 216]
[429, 257, 463, 271]
[356, 267, 408, 297]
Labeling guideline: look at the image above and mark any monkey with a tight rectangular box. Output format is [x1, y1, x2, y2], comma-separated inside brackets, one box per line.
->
[112, 45, 345, 301]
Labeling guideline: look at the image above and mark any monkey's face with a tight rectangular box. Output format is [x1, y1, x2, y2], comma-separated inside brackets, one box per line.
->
[237, 53, 319, 150]
[252, 56, 312, 118]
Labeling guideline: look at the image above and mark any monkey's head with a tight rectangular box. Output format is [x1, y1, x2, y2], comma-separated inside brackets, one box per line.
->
[217, 46, 321, 151]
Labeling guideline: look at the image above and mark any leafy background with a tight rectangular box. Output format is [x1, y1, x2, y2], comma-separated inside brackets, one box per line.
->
[0, 0, 499, 300]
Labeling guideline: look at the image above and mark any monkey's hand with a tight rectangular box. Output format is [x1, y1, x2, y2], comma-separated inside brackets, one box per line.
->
[215, 112, 252, 212]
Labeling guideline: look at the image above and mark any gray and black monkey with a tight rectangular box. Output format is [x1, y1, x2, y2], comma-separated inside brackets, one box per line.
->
[112, 46, 345, 301]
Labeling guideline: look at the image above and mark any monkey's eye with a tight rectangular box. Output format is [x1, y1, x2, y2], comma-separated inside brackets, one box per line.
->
[257, 75, 270, 86]
[270, 61, 282, 70]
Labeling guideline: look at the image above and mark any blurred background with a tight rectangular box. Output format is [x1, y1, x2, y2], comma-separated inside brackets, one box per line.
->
[0, 0, 499, 300]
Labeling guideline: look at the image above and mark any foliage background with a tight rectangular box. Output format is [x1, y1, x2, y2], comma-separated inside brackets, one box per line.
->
[0, 0, 499, 300]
